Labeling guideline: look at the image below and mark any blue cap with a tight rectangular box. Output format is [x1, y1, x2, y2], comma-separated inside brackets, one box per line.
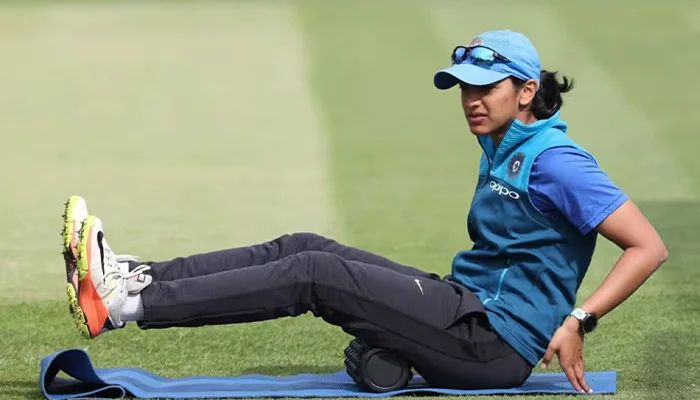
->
[434, 30, 541, 89]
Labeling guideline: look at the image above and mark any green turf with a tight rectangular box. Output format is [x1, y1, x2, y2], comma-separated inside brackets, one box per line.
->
[1, 1, 699, 399]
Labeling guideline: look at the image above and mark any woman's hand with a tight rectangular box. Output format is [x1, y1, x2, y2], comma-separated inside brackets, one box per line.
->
[541, 317, 592, 394]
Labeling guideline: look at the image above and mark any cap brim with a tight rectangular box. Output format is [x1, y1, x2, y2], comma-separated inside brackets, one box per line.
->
[433, 64, 510, 90]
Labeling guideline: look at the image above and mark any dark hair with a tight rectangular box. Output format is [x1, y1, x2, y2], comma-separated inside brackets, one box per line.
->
[513, 70, 574, 119]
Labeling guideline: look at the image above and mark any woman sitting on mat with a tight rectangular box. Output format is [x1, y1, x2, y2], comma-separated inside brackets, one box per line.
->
[60, 29, 667, 394]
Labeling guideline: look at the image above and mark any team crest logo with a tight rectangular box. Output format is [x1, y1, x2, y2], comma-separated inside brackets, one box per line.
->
[507, 152, 525, 180]
[468, 37, 483, 47]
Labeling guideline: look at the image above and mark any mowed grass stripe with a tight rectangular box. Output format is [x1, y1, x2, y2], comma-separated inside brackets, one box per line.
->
[552, 0, 700, 195]
[686, 3, 700, 32]
[0, 2, 337, 301]
[2, 3, 347, 400]
[296, 0, 477, 274]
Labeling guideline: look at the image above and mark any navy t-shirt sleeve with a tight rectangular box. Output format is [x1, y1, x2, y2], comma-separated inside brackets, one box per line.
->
[529, 147, 628, 235]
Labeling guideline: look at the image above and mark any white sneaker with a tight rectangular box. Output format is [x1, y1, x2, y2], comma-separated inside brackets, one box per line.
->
[67, 214, 150, 339]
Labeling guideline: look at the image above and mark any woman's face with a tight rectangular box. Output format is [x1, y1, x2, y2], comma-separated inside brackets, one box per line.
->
[460, 78, 537, 136]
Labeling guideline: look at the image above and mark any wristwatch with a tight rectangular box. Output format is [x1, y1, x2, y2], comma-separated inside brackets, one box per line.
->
[569, 308, 598, 334]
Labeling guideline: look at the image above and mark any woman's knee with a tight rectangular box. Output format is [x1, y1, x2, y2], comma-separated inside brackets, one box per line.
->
[273, 232, 327, 257]
[288, 232, 334, 252]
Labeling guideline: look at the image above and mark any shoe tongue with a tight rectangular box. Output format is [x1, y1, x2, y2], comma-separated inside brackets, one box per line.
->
[126, 272, 152, 294]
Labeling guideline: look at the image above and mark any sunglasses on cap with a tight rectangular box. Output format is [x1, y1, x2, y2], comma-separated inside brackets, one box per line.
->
[451, 46, 511, 66]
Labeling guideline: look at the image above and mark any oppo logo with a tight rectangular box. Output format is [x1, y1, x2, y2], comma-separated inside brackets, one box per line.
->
[489, 181, 520, 200]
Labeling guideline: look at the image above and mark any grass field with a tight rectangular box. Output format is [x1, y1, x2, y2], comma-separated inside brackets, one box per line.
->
[2, 0, 699, 399]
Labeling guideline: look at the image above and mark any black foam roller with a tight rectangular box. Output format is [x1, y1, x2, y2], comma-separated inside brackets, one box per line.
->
[343, 339, 412, 393]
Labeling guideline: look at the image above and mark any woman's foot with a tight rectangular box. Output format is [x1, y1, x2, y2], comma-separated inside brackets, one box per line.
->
[63, 204, 151, 338]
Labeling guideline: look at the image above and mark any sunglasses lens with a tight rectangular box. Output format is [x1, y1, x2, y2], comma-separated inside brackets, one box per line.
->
[452, 47, 467, 64]
[452, 46, 501, 66]
[468, 47, 496, 63]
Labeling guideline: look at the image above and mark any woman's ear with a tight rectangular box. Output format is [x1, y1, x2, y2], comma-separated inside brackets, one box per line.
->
[518, 79, 538, 107]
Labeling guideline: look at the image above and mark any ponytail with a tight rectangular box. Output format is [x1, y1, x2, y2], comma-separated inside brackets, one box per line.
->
[513, 70, 574, 119]
[531, 70, 574, 119]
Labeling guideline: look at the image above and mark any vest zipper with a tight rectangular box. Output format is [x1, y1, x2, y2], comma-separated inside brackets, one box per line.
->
[475, 139, 510, 307]
[482, 268, 509, 305]
[478, 140, 494, 185]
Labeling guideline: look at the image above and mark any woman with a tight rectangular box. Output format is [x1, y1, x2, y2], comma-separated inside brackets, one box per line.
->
[60, 29, 667, 394]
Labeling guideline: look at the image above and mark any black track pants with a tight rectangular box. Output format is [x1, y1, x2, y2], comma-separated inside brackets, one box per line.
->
[134, 233, 532, 389]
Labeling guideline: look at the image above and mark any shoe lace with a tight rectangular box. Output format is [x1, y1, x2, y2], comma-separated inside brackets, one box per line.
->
[124, 264, 151, 279]
[101, 246, 151, 293]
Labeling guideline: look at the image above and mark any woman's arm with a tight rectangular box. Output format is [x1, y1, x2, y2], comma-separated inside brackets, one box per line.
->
[541, 199, 668, 393]
[533, 149, 669, 393]
[579, 199, 669, 319]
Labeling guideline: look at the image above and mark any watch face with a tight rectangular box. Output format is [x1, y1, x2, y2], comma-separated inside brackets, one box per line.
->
[583, 315, 598, 333]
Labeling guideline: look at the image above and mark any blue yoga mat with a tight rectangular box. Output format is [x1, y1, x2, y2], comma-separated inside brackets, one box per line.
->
[40, 348, 616, 399]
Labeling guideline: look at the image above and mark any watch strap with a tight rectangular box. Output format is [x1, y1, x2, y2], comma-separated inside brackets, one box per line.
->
[569, 307, 588, 321]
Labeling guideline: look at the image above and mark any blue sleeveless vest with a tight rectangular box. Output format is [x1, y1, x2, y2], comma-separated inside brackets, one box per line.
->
[451, 111, 598, 366]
